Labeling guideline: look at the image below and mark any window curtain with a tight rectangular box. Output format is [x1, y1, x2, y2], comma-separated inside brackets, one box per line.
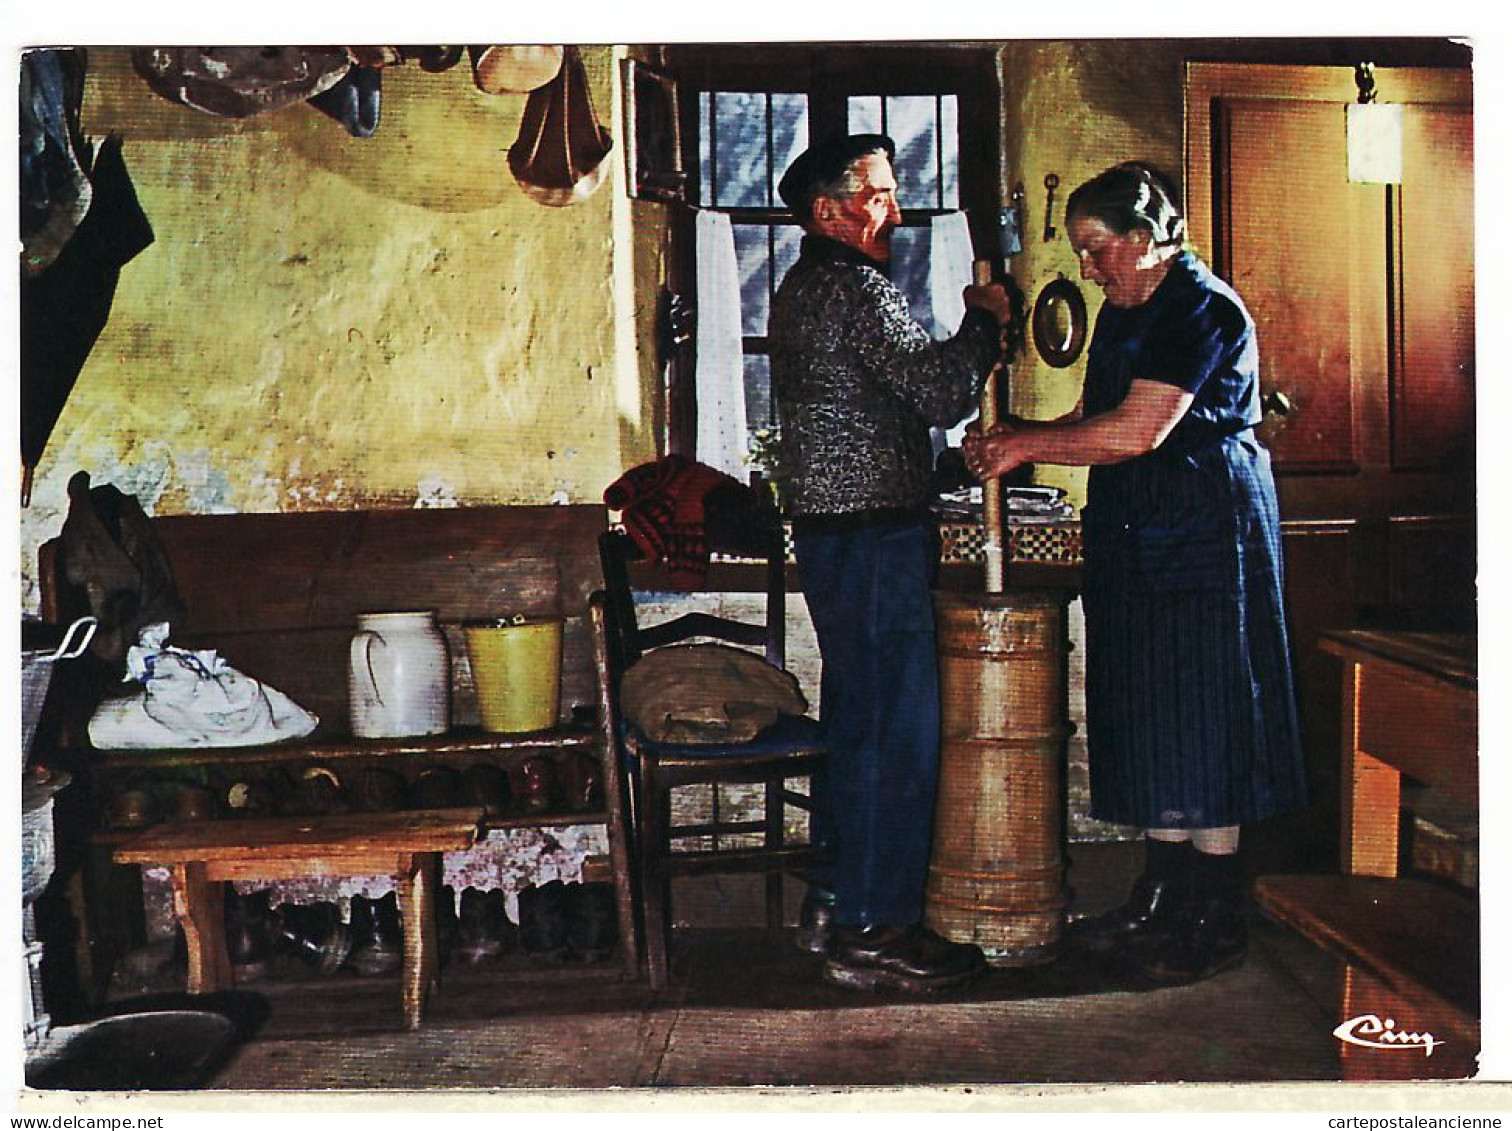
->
[928, 210, 978, 449]
[928, 210, 973, 340]
[694, 210, 749, 479]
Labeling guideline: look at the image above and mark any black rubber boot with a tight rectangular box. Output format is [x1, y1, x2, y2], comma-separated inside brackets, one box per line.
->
[1066, 836, 1195, 953]
[794, 886, 836, 955]
[1137, 849, 1248, 985]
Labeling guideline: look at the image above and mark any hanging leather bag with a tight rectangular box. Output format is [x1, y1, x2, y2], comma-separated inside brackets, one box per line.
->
[507, 46, 613, 207]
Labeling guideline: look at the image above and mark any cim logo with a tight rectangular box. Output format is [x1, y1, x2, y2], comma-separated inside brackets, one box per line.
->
[1333, 1014, 1444, 1057]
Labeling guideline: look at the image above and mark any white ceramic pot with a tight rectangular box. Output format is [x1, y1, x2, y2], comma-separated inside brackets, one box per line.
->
[347, 611, 450, 739]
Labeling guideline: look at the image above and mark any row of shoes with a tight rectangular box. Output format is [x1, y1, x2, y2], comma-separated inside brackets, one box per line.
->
[437, 881, 619, 966]
[517, 880, 618, 965]
[103, 753, 605, 829]
[215, 880, 619, 979]
[220, 888, 400, 979]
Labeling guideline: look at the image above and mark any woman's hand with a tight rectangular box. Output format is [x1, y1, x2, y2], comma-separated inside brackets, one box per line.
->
[962, 423, 1027, 480]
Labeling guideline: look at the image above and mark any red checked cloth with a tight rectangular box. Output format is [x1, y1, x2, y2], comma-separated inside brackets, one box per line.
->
[603, 456, 742, 590]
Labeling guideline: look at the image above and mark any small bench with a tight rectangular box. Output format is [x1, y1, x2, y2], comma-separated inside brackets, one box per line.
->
[114, 808, 483, 1030]
[39, 503, 641, 1003]
[1255, 630, 1478, 1080]
[1255, 873, 1477, 1076]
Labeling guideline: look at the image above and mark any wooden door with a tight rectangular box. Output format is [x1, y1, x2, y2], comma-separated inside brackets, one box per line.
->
[1186, 64, 1475, 870]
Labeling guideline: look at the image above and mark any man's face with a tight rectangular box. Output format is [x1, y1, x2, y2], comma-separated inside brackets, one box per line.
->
[813, 151, 901, 263]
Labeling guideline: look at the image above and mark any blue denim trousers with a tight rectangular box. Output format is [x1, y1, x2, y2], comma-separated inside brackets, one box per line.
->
[794, 521, 942, 928]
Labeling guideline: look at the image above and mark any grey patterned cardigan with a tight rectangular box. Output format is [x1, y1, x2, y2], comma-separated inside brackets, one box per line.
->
[770, 234, 1001, 518]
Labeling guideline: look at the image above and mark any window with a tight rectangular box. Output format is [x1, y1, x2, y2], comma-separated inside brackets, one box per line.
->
[664, 46, 1000, 461]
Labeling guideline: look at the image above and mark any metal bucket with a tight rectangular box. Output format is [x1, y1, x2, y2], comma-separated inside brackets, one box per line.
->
[924, 590, 1072, 965]
[26, 1009, 240, 1090]
[21, 616, 96, 765]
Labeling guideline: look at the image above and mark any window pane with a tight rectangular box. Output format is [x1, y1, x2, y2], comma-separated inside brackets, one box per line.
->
[845, 93, 959, 211]
[889, 95, 939, 209]
[771, 94, 809, 205]
[939, 94, 959, 209]
[889, 227, 936, 336]
[713, 91, 771, 208]
[743, 353, 774, 436]
[848, 96, 882, 134]
[733, 224, 772, 336]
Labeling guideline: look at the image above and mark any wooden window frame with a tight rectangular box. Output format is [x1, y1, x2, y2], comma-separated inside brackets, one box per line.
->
[659, 45, 1002, 457]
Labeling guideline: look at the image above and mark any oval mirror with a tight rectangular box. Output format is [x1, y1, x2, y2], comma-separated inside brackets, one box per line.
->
[1031, 276, 1088, 369]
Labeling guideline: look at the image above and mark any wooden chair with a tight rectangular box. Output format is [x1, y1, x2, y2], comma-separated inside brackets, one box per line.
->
[597, 524, 828, 992]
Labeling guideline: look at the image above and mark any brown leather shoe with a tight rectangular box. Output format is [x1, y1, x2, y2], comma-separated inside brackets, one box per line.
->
[823, 924, 986, 993]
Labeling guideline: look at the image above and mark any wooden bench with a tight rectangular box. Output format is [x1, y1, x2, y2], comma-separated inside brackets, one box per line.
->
[1254, 630, 1478, 1080]
[38, 503, 640, 1003]
[114, 808, 483, 1030]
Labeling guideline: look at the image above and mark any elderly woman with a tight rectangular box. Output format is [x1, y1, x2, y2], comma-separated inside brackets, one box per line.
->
[964, 162, 1307, 985]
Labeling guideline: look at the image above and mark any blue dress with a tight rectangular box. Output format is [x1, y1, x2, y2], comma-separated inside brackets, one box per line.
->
[1080, 252, 1307, 829]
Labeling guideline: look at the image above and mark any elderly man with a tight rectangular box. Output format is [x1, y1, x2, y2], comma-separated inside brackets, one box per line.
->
[771, 134, 1013, 992]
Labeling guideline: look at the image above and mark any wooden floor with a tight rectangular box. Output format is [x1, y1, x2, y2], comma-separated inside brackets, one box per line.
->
[24, 841, 1400, 1097]
[196, 915, 1351, 1092]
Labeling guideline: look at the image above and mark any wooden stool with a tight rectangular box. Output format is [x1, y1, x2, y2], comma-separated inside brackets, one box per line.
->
[114, 808, 483, 1030]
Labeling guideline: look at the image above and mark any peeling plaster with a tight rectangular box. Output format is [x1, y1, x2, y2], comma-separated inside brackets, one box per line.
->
[415, 479, 461, 509]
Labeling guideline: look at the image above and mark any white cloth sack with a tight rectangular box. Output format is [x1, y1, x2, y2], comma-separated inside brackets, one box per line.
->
[89, 623, 318, 749]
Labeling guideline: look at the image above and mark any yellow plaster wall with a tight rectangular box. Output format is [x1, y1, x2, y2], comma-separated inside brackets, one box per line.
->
[21, 40, 1193, 605]
[999, 40, 1185, 506]
[20, 45, 670, 609]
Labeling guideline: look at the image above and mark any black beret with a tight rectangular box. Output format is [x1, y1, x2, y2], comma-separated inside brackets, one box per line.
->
[777, 133, 896, 220]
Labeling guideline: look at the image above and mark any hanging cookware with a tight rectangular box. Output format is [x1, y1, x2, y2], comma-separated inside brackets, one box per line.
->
[507, 45, 613, 207]
[131, 47, 351, 119]
[469, 45, 564, 94]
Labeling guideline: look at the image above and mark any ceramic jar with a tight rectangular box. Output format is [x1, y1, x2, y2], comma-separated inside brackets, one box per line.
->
[348, 610, 450, 739]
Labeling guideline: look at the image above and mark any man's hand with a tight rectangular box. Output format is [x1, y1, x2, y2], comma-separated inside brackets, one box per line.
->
[962, 282, 1013, 326]
[962, 422, 1027, 480]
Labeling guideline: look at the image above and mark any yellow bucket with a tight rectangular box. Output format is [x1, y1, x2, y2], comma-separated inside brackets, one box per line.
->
[464, 618, 563, 733]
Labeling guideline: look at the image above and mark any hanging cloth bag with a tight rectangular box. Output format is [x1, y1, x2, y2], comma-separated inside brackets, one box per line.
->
[507, 46, 613, 207]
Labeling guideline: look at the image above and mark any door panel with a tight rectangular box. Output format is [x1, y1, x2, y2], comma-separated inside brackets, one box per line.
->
[1395, 105, 1476, 471]
[1225, 98, 1378, 473]
[1387, 515, 1476, 626]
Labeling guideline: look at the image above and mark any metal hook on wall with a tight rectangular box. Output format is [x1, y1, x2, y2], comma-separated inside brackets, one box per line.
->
[999, 181, 1026, 258]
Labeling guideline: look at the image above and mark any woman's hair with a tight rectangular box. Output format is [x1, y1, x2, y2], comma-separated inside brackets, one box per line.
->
[1065, 162, 1187, 248]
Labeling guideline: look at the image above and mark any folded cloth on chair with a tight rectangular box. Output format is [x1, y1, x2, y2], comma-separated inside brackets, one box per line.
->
[621, 642, 808, 745]
[604, 455, 744, 590]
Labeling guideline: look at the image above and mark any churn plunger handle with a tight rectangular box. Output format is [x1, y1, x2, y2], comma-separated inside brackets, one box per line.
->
[973, 259, 1007, 596]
